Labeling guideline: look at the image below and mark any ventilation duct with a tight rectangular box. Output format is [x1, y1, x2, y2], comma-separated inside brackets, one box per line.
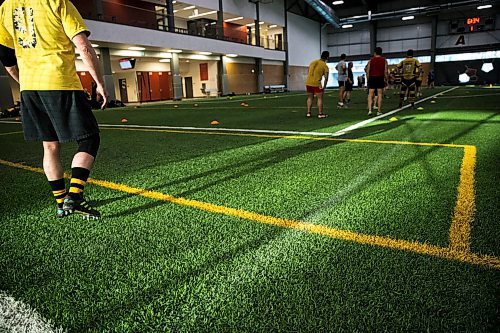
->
[304, 0, 341, 28]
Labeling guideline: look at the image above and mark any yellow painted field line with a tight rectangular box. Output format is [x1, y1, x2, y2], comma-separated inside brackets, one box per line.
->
[0, 158, 498, 270]
[103, 127, 467, 149]
[0, 131, 23, 136]
[449, 145, 477, 252]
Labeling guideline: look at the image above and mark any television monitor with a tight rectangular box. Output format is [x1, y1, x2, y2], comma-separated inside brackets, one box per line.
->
[119, 58, 136, 70]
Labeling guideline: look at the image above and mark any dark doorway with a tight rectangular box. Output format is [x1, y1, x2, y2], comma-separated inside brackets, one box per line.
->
[184, 76, 194, 98]
[119, 78, 128, 103]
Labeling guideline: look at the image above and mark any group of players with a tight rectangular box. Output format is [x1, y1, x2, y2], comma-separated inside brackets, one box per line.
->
[305, 47, 435, 118]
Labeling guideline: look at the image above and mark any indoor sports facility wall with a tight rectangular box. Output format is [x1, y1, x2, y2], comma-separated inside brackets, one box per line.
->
[435, 58, 500, 85]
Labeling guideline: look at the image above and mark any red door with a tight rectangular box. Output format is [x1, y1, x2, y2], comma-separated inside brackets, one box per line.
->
[137, 72, 151, 102]
[149, 72, 161, 101]
[159, 72, 172, 100]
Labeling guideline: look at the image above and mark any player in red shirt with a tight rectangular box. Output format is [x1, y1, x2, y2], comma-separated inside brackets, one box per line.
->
[365, 47, 388, 116]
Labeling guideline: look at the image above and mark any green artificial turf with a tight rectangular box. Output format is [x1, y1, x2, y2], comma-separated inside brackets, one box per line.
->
[0, 87, 499, 332]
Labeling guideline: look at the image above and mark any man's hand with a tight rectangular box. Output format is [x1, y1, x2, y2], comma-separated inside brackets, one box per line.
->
[95, 83, 108, 110]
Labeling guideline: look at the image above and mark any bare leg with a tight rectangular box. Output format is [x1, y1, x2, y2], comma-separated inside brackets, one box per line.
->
[317, 92, 324, 114]
[377, 88, 383, 112]
[306, 93, 314, 115]
[71, 152, 95, 170]
[43, 141, 63, 181]
[367, 89, 374, 113]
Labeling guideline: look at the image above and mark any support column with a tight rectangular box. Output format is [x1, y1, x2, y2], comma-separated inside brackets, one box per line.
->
[171, 52, 183, 100]
[430, 15, 438, 72]
[167, 0, 175, 32]
[283, 1, 289, 89]
[99, 47, 116, 100]
[94, 0, 103, 20]
[369, 21, 377, 53]
[218, 55, 230, 96]
[0, 63, 14, 110]
[255, 2, 261, 47]
[256, 58, 264, 93]
[217, 0, 224, 40]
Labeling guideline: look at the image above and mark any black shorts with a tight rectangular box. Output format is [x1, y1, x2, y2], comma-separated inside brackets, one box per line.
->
[338, 80, 346, 87]
[368, 76, 385, 89]
[415, 80, 422, 88]
[345, 81, 353, 92]
[21, 90, 99, 142]
[401, 78, 417, 88]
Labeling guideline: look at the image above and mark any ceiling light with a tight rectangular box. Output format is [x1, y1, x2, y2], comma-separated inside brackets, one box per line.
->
[159, 52, 172, 58]
[458, 73, 470, 83]
[183, 5, 195, 10]
[159, 59, 171, 63]
[226, 54, 238, 57]
[402, 16, 415, 21]
[246, 23, 255, 27]
[198, 51, 212, 55]
[91, 43, 99, 48]
[342, 24, 353, 29]
[225, 16, 244, 23]
[189, 10, 217, 19]
[477, 4, 492, 9]
[268, 24, 278, 28]
[173, 9, 178, 13]
[172, 0, 176, 3]
[128, 46, 145, 51]
[332, 1, 344, 5]
[168, 49, 183, 53]
[482, 63, 494, 73]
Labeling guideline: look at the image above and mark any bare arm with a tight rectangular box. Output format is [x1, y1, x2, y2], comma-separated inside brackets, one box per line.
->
[365, 61, 370, 80]
[323, 71, 329, 90]
[72, 32, 108, 109]
[5, 65, 19, 83]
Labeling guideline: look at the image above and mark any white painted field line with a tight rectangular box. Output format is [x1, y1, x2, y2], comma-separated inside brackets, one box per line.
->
[332, 86, 459, 136]
[0, 291, 64, 333]
[436, 92, 500, 99]
[98, 123, 339, 137]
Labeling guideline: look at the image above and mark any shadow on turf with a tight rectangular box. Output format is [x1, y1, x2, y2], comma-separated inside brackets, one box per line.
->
[96, 117, 414, 219]
[96, 111, 496, 221]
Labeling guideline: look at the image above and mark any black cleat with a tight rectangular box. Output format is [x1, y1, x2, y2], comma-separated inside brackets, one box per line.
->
[63, 197, 101, 220]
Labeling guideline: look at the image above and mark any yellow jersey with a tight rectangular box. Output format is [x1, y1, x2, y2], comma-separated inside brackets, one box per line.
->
[306, 59, 329, 87]
[397, 57, 421, 80]
[0, 0, 89, 91]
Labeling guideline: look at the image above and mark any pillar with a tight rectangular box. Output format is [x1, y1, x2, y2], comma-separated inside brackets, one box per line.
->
[0, 64, 14, 110]
[99, 47, 116, 100]
[171, 52, 183, 100]
[256, 58, 264, 93]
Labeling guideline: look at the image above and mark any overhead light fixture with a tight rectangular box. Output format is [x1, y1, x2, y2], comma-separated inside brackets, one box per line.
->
[91, 43, 99, 48]
[189, 10, 217, 19]
[268, 24, 278, 28]
[477, 4, 492, 9]
[173, 9, 179, 13]
[332, 0, 344, 5]
[402, 16, 415, 21]
[482, 63, 494, 73]
[183, 5, 195, 10]
[172, 0, 176, 3]
[168, 49, 183, 53]
[226, 54, 238, 57]
[198, 51, 212, 55]
[159, 52, 172, 58]
[342, 24, 353, 29]
[225, 16, 244, 23]
[128, 46, 145, 51]
[159, 59, 171, 63]
[458, 73, 470, 83]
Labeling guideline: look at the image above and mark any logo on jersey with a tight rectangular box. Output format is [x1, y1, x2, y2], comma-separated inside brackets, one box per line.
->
[13, 7, 37, 48]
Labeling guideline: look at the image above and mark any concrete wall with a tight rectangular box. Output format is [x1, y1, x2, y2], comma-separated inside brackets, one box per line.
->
[287, 12, 322, 66]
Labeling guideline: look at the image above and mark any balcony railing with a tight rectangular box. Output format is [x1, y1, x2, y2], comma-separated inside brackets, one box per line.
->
[72, 0, 286, 51]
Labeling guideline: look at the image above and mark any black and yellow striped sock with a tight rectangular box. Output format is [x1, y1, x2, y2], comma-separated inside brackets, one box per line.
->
[69, 167, 91, 200]
[49, 179, 67, 208]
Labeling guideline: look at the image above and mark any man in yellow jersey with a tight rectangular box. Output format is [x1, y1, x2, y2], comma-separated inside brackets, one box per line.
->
[305, 51, 329, 118]
[0, 0, 108, 220]
[397, 49, 421, 108]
